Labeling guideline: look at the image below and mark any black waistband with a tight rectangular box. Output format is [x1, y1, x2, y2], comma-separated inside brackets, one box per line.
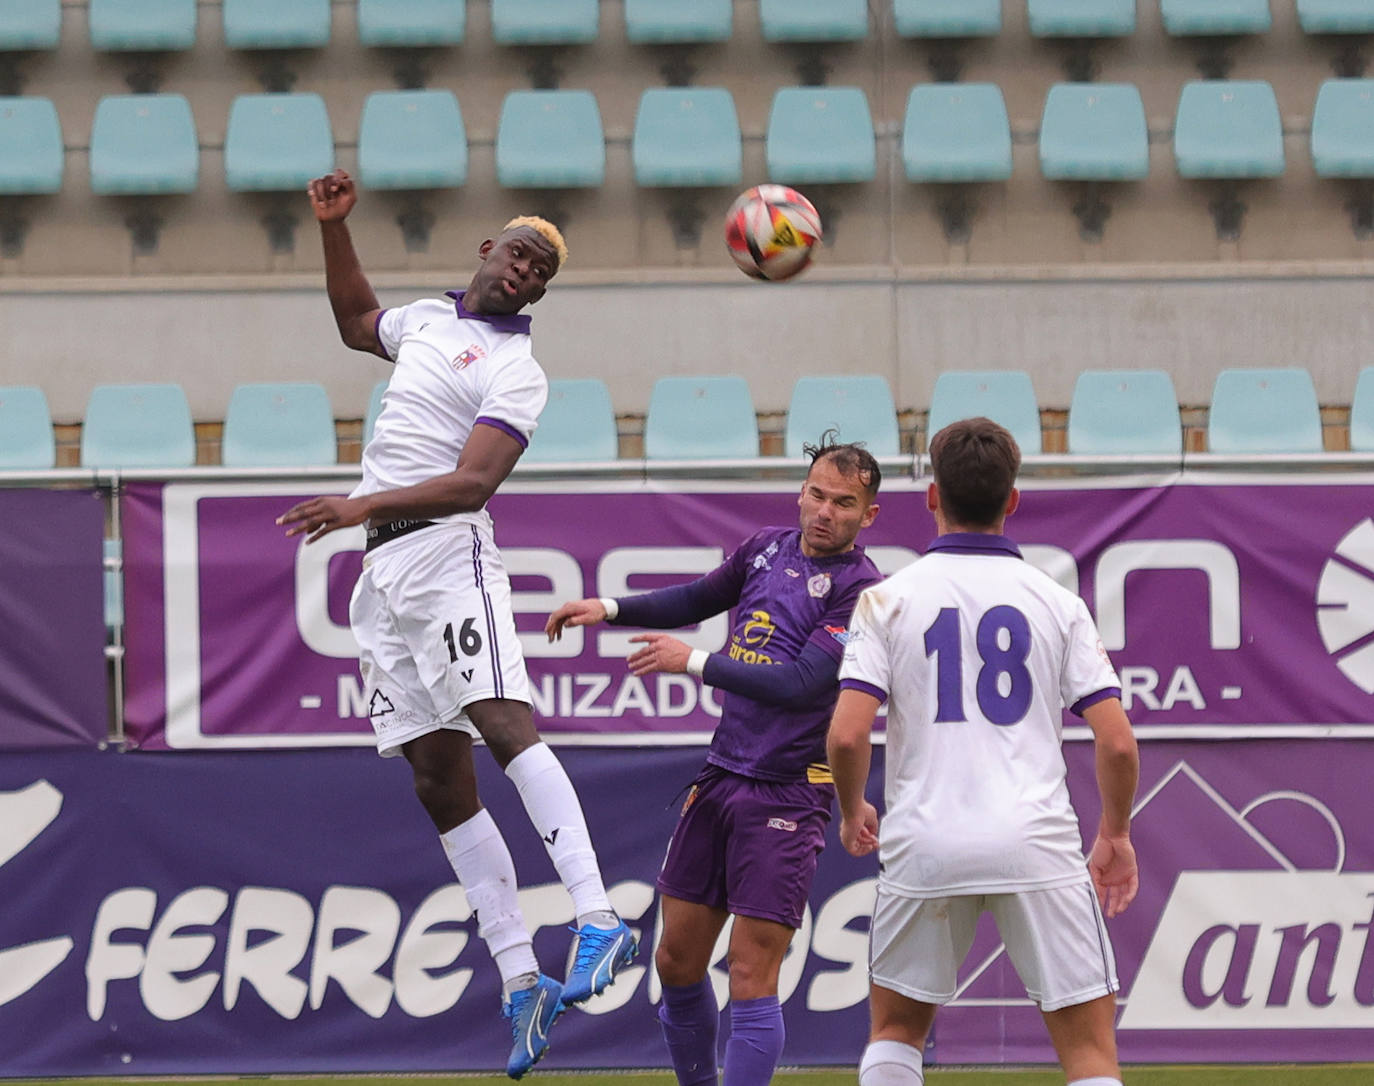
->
[365, 518, 437, 552]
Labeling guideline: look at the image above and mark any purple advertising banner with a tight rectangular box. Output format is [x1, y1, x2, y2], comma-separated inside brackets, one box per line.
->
[0, 488, 107, 750]
[0, 740, 1369, 1075]
[125, 477, 1374, 749]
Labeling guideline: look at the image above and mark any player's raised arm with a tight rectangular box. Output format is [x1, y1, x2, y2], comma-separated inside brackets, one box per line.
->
[308, 169, 386, 358]
[1081, 696, 1139, 918]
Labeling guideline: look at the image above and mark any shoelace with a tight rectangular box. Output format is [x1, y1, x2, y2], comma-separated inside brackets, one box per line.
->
[569, 925, 618, 973]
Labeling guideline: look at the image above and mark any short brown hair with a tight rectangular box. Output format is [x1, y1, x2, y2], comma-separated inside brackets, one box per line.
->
[803, 429, 881, 501]
[928, 417, 1020, 528]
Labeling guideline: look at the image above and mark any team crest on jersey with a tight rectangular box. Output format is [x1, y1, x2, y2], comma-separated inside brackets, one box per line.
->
[825, 624, 850, 645]
[807, 572, 832, 598]
[451, 343, 486, 371]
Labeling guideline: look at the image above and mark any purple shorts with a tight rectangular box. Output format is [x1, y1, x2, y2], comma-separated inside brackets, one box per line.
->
[656, 763, 834, 929]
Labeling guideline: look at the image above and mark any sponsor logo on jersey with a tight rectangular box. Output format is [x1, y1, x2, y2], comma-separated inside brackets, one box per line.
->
[451, 344, 486, 371]
[808, 573, 832, 599]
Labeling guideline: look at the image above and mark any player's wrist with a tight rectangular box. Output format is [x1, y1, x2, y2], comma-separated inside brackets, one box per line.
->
[686, 649, 709, 677]
[598, 597, 619, 621]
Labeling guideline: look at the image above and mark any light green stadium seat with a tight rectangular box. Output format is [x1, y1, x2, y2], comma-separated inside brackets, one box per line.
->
[625, 0, 731, 43]
[767, 87, 876, 184]
[644, 376, 758, 460]
[224, 93, 334, 191]
[90, 0, 196, 50]
[525, 379, 619, 462]
[363, 379, 387, 447]
[222, 382, 338, 467]
[1299, 0, 1374, 32]
[223, 0, 330, 48]
[0, 386, 55, 469]
[0, 0, 60, 50]
[1311, 79, 1374, 177]
[1174, 80, 1284, 179]
[1067, 370, 1182, 455]
[903, 83, 1012, 182]
[357, 0, 464, 46]
[0, 97, 63, 194]
[90, 94, 199, 195]
[496, 90, 604, 188]
[760, 0, 867, 41]
[1039, 82, 1149, 181]
[633, 88, 741, 188]
[80, 383, 196, 468]
[1207, 368, 1323, 454]
[926, 371, 1043, 454]
[359, 90, 466, 189]
[1161, 0, 1271, 35]
[491, 0, 597, 44]
[785, 376, 901, 459]
[1027, 0, 1136, 37]
[894, 0, 1001, 37]
[1348, 368, 1374, 452]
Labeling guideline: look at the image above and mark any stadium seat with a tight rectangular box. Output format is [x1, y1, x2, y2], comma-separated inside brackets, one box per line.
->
[363, 379, 387, 447]
[1026, 0, 1136, 37]
[222, 0, 330, 49]
[894, 0, 1002, 37]
[1039, 83, 1149, 181]
[0, 386, 55, 469]
[490, 0, 598, 44]
[1067, 370, 1182, 455]
[1348, 368, 1374, 452]
[633, 88, 741, 188]
[221, 382, 338, 467]
[89, 0, 196, 51]
[785, 376, 901, 459]
[1298, 0, 1374, 33]
[89, 94, 199, 195]
[224, 93, 334, 191]
[1311, 79, 1374, 177]
[0, 0, 61, 50]
[80, 383, 196, 468]
[624, 0, 731, 43]
[0, 97, 63, 194]
[767, 87, 876, 185]
[496, 90, 604, 188]
[926, 371, 1043, 454]
[358, 90, 466, 190]
[1173, 81, 1284, 178]
[525, 379, 619, 462]
[357, 0, 465, 47]
[903, 83, 1012, 182]
[759, 0, 867, 41]
[1207, 368, 1323, 454]
[644, 376, 758, 460]
[1161, 0, 1272, 35]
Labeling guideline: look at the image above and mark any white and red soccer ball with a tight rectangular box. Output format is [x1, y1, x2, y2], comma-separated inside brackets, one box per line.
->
[724, 184, 822, 282]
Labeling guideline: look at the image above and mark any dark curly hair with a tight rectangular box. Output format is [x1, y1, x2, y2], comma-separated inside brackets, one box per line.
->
[802, 428, 881, 500]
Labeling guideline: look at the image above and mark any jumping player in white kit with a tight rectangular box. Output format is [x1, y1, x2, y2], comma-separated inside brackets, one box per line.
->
[277, 169, 635, 1080]
[827, 417, 1139, 1086]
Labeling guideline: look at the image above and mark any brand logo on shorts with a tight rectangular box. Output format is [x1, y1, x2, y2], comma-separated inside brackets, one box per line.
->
[767, 817, 798, 832]
[368, 691, 395, 718]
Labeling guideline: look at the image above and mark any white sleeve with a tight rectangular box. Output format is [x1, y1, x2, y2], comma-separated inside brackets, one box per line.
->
[474, 349, 549, 446]
[838, 588, 891, 700]
[1060, 596, 1121, 713]
[374, 305, 411, 362]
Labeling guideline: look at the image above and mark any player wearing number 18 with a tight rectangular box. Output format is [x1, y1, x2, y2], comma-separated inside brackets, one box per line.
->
[827, 417, 1140, 1086]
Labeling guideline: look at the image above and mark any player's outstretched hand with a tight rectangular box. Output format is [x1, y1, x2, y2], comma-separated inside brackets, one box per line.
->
[277, 495, 369, 544]
[839, 801, 879, 857]
[308, 169, 357, 222]
[545, 599, 608, 641]
[627, 633, 691, 676]
[1088, 833, 1138, 919]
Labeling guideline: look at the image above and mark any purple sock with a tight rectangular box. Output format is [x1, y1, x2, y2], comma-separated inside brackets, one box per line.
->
[722, 995, 785, 1086]
[658, 979, 720, 1086]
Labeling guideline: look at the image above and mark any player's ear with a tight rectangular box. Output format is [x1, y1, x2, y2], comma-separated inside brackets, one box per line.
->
[1004, 487, 1020, 518]
[859, 502, 879, 529]
[926, 484, 939, 513]
[477, 238, 495, 259]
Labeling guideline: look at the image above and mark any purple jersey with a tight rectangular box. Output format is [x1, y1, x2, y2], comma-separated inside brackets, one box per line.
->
[702, 526, 881, 782]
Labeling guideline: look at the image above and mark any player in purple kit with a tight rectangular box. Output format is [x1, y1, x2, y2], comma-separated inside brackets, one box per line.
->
[545, 435, 883, 1086]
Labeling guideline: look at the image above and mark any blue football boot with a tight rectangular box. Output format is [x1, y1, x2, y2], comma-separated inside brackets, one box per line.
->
[561, 918, 638, 1005]
[503, 974, 564, 1079]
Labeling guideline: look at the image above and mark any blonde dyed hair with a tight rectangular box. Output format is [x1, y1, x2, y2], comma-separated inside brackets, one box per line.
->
[502, 215, 568, 269]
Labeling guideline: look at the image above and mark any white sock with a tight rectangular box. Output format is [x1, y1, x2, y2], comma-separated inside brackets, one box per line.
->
[859, 1040, 924, 1086]
[505, 743, 613, 925]
[439, 808, 539, 988]
[1068, 1079, 1123, 1086]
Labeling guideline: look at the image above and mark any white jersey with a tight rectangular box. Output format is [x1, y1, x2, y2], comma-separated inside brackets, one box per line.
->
[353, 290, 548, 529]
[839, 532, 1121, 897]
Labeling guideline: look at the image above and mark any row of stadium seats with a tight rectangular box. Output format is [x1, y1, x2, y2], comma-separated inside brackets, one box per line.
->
[0, 367, 1366, 472]
[5, 1, 1374, 51]
[7, 77, 1374, 197]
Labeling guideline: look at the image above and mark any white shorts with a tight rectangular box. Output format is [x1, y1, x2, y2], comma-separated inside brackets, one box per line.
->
[350, 522, 531, 757]
[869, 880, 1118, 1012]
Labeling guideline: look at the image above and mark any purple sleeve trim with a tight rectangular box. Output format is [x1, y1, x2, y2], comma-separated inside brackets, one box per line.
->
[1070, 687, 1122, 717]
[374, 310, 391, 361]
[475, 416, 529, 449]
[840, 678, 888, 705]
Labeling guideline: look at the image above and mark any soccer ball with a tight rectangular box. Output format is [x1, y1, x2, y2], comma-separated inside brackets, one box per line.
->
[724, 184, 822, 282]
